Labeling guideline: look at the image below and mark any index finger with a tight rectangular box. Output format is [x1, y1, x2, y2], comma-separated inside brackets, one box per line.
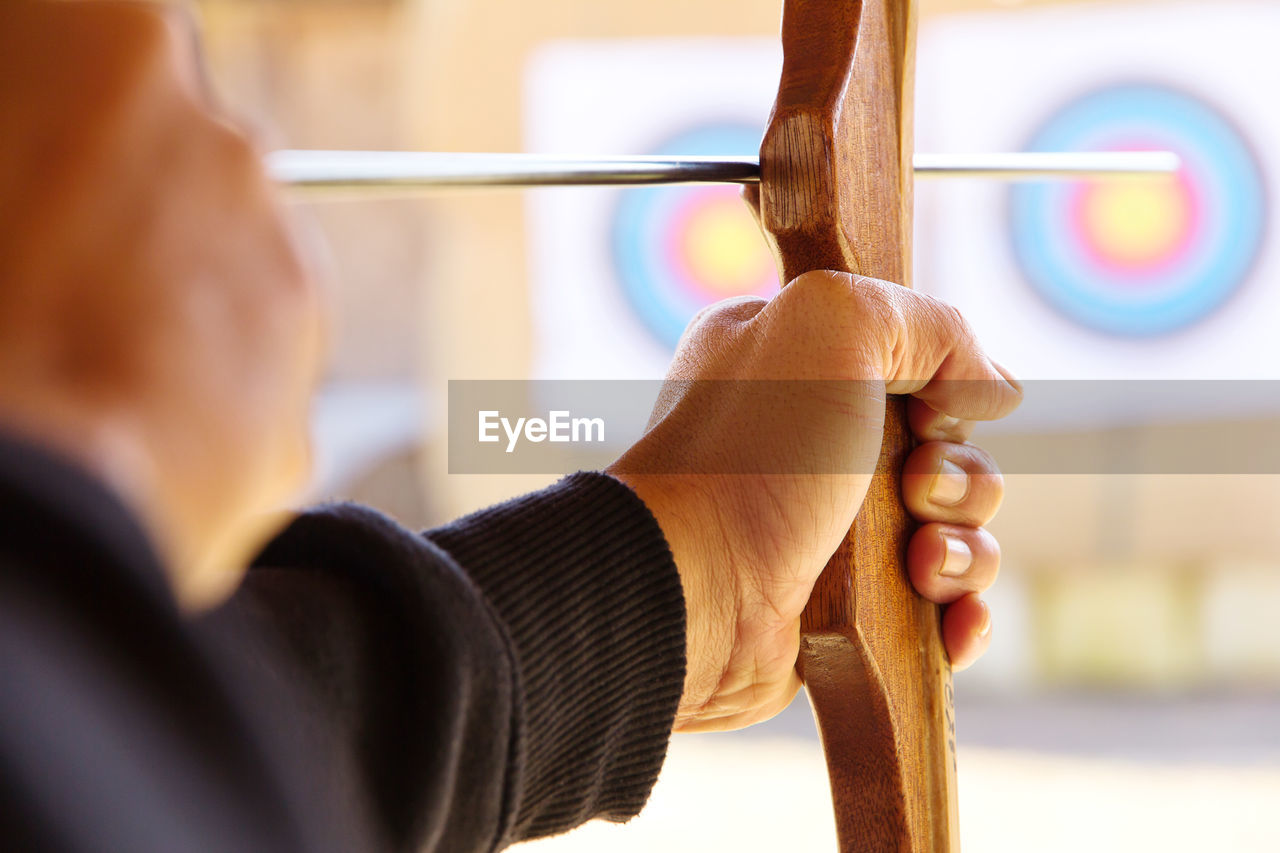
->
[866, 279, 1023, 421]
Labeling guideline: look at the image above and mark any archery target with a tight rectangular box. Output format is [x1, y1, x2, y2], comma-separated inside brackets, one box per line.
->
[1009, 84, 1266, 338]
[523, 38, 781, 379]
[914, 0, 1280, 383]
[611, 124, 778, 348]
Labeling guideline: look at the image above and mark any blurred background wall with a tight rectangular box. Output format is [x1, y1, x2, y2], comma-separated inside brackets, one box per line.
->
[193, 0, 1280, 848]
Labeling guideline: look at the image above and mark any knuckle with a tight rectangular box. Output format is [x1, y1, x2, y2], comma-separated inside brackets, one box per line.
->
[780, 272, 907, 336]
[201, 122, 311, 298]
[848, 276, 903, 327]
[224, 112, 274, 153]
[916, 292, 974, 354]
[913, 288, 970, 334]
[683, 296, 764, 339]
[795, 269, 853, 298]
[788, 268, 847, 292]
[210, 120, 260, 169]
[850, 278, 909, 374]
[198, 117, 273, 194]
[790, 270, 853, 311]
[941, 299, 972, 337]
[83, 3, 207, 125]
[112, 2, 174, 50]
[113, 4, 185, 80]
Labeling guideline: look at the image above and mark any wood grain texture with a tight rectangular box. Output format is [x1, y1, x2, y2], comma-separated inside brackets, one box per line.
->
[757, 1, 960, 850]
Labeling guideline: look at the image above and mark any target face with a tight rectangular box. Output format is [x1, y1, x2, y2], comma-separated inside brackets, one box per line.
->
[612, 124, 779, 348]
[1010, 84, 1267, 337]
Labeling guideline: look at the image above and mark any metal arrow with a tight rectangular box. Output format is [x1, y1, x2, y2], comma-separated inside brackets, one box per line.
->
[267, 150, 1180, 193]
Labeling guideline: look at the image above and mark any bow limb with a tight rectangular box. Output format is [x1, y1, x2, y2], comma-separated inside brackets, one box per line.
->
[755, 1, 960, 850]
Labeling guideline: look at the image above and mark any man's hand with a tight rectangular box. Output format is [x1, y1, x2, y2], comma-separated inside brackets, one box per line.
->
[0, 2, 322, 607]
[609, 272, 1022, 733]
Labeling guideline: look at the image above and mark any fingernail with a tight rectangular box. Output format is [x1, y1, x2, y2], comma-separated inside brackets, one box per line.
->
[936, 414, 963, 434]
[938, 534, 972, 578]
[977, 601, 992, 638]
[991, 359, 1024, 395]
[929, 459, 969, 506]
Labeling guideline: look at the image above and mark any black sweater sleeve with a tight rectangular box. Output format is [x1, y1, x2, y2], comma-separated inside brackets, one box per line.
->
[0, 430, 686, 853]
[237, 473, 687, 852]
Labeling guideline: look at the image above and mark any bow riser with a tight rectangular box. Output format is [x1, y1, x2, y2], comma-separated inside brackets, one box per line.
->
[757, 1, 960, 850]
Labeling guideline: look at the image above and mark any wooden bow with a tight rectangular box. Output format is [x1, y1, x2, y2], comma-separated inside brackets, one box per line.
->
[755, 1, 960, 850]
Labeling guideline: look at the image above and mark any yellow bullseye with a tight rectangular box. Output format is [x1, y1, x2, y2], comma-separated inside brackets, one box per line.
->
[1081, 176, 1190, 266]
[681, 196, 774, 295]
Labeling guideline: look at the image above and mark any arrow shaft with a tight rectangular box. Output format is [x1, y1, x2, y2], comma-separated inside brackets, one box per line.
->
[267, 150, 1179, 191]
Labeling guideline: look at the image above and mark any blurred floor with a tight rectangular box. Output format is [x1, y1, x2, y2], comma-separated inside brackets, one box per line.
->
[752, 687, 1280, 766]
[516, 690, 1280, 852]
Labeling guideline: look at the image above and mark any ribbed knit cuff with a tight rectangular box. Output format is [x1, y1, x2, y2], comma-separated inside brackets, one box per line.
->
[426, 472, 686, 842]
